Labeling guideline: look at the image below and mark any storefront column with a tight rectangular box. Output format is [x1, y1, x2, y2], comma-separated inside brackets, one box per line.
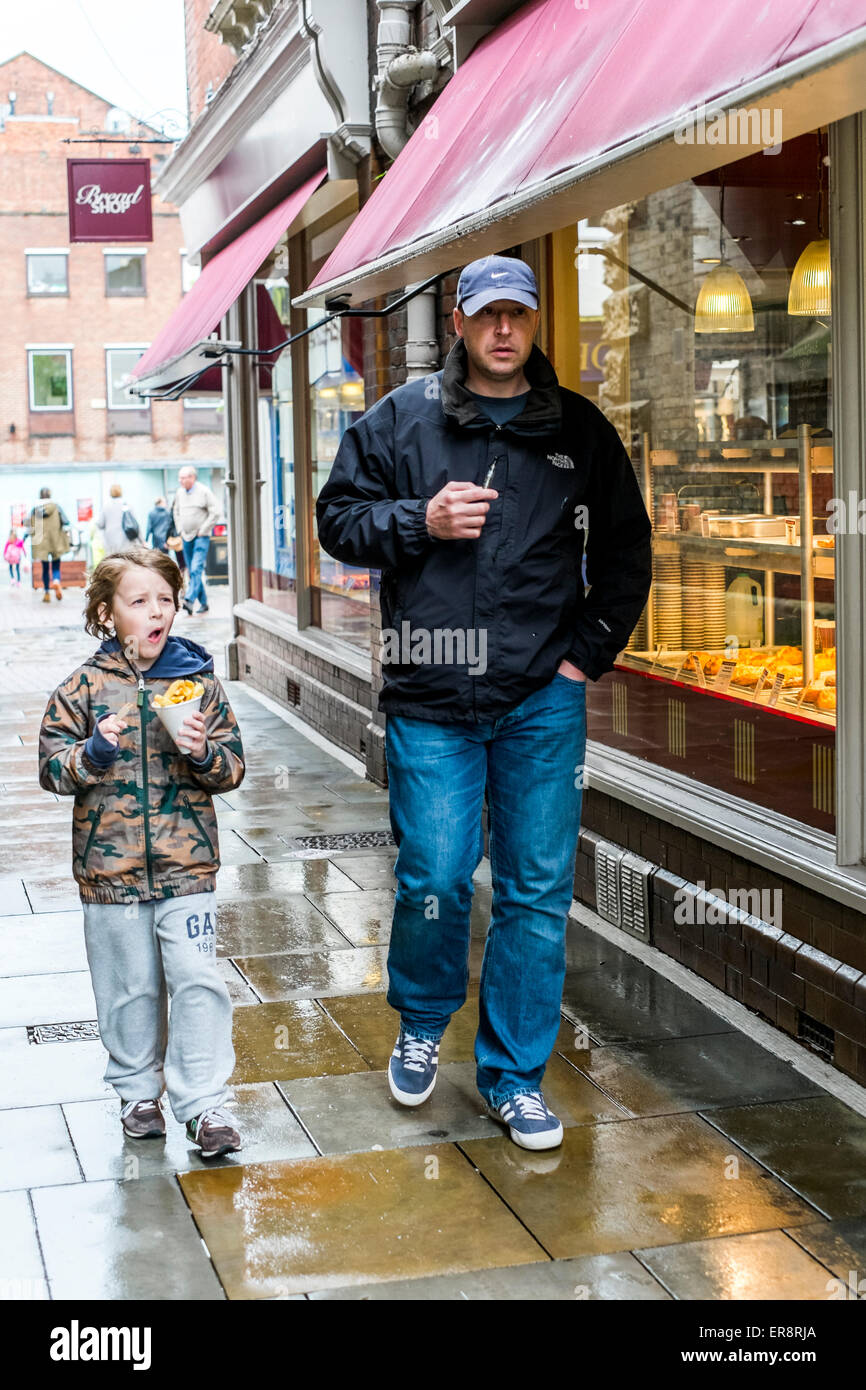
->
[223, 285, 260, 679]
[831, 112, 866, 866]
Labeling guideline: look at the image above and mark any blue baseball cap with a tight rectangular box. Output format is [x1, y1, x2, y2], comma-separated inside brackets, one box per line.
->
[456, 255, 538, 316]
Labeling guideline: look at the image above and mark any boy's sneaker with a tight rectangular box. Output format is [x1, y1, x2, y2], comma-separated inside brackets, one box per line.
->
[120, 1098, 165, 1139]
[487, 1090, 564, 1151]
[388, 1029, 440, 1107]
[185, 1106, 242, 1159]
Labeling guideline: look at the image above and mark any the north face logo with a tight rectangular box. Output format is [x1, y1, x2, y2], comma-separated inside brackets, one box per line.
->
[547, 452, 574, 469]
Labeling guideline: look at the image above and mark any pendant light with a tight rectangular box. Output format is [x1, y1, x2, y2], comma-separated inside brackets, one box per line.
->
[788, 132, 831, 317]
[695, 170, 755, 333]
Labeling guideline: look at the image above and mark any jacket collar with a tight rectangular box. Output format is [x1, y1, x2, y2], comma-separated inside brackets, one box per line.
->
[87, 635, 215, 678]
[439, 338, 562, 438]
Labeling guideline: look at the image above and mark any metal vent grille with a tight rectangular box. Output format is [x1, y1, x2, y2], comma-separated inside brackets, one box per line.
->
[594, 841, 623, 925]
[812, 745, 835, 816]
[283, 829, 395, 855]
[619, 853, 654, 940]
[27, 1021, 100, 1044]
[797, 1011, 834, 1060]
[667, 699, 686, 757]
[286, 679, 300, 706]
[733, 719, 756, 784]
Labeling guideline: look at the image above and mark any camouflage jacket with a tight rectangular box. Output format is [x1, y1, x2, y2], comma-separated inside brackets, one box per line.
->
[38, 642, 245, 904]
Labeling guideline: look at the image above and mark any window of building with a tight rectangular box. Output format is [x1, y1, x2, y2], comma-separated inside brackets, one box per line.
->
[183, 396, 222, 432]
[253, 280, 297, 619]
[104, 250, 146, 296]
[570, 127, 836, 833]
[180, 250, 201, 295]
[28, 348, 72, 410]
[105, 346, 151, 434]
[26, 250, 69, 296]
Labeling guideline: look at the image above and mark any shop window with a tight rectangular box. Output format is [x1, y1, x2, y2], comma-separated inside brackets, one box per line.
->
[28, 348, 72, 410]
[104, 251, 146, 297]
[26, 250, 68, 296]
[180, 250, 200, 295]
[573, 128, 836, 833]
[105, 347, 151, 435]
[309, 315, 368, 648]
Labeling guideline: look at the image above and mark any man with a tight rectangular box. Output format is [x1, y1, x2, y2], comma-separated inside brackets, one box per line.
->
[28, 486, 71, 603]
[146, 496, 172, 553]
[172, 468, 220, 615]
[316, 254, 652, 1151]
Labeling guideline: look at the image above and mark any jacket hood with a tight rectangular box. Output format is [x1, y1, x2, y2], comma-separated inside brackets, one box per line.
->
[87, 635, 215, 679]
[33, 501, 58, 516]
[440, 338, 562, 439]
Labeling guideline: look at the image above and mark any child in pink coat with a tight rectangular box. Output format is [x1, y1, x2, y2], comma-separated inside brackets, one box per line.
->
[4, 531, 24, 587]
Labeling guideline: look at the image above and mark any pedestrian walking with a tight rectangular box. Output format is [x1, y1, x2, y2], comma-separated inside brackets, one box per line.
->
[97, 483, 140, 555]
[28, 486, 71, 602]
[172, 467, 220, 615]
[146, 496, 173, 552]
[317, 254, 652, 1151]
[4, 530, 24, 587]
[38, 546, 247, 1159]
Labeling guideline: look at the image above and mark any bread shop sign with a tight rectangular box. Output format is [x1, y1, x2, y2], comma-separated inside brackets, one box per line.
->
[67, 158, 153, 242]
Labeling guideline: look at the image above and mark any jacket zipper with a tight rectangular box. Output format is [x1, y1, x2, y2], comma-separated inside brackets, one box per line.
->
[81, 802, 105, 870]
[475, 422, 503, 723]
[137, 677, 154, 896]
[182, 794, 215, 857]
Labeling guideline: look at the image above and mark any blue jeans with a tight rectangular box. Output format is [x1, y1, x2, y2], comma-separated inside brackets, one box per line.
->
[385, 672, 587, 1107]
[41, 557, 61, 590]
[182, 537, 210, 608]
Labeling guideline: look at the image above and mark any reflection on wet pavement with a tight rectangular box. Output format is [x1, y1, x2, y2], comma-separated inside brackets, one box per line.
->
[3, 665, 865, 1302]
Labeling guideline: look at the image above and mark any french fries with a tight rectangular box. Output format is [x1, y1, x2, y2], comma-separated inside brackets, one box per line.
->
[152, 678, 205, 708]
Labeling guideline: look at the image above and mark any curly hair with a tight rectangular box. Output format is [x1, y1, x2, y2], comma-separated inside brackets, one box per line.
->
[84, 547, 184, 639]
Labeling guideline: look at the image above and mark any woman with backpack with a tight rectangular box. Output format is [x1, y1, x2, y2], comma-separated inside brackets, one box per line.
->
[97, 484, 140, 556]
[28, 487, 72, 602]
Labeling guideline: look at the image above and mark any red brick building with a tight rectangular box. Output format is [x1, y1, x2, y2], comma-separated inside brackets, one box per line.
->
[0, 52, 225, 563]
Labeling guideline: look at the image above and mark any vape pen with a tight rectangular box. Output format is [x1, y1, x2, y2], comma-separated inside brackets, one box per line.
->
[483, 461, 496, 490]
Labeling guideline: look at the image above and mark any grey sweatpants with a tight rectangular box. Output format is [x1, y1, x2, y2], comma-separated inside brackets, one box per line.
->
[81, 892, 235, 1124]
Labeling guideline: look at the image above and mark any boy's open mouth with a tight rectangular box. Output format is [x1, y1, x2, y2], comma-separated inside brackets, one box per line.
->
[146, 628, 164, 644]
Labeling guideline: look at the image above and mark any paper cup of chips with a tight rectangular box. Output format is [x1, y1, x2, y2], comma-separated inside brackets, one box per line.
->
[152, 679, 205, 746]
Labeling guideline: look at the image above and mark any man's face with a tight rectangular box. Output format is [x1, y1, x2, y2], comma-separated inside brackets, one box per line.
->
[454, 299, 539, 383]
[179, 471, 195, 491]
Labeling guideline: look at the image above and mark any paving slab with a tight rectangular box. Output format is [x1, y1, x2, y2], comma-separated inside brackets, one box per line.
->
[0, 912, 86, 976]
[178, 1144, 545, 1298]
[309, 1250, 671, 1300]
[634, 1228, 838, 1300]
[568, 1032, 824, 1117]
[461, 1113, 818, 1259]
[217, 859, 360, 898]
[0, 1191, 49, 1298]
[20, 876, 80, 915]
[33, 1176, 226, 1299]
[700, 1095, 866, 1220]
[217, 894, 352, 957]
[217, 958, 261, 1004]
[234, 944, 390, 1001]
[0, 970, 95, 1028]
[0, 1028, 112, 1109]
[309, 888, 395, 946]
[230, 1000, 369, 1084]
[63, 1083, 316, 1181]
[561, 960, 735, 1045]
[0, 1104, 81, 1192]
[787, 1215, 866, 1295]
[0, 877, 32, 916]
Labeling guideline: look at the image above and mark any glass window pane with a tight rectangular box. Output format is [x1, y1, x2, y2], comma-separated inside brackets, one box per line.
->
[106, 349, 145, 408]
[27, 254, 68, 294]
[573, 128, 835, 832]
[309, 315, 368, 648]
[252, 280, 297, 618]
[30, 352, 70, 409]
[105, 253, 145, 295]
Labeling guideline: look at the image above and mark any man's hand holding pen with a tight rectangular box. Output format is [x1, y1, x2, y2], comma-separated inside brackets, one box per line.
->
[425, 478, 499, 540]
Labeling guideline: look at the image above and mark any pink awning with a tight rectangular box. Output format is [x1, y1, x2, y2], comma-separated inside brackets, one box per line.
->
[132, 167, 326, 387]
[299, 0, 866, 306]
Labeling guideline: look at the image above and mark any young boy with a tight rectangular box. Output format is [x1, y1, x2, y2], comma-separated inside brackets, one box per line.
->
[38, 547, 246, 1159]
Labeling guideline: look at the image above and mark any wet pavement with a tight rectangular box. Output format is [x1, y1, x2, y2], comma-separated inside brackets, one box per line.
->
[3, 586, 866, 1300]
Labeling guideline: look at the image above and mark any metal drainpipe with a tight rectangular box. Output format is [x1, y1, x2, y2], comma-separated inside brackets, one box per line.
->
[374, 2, 440, 379]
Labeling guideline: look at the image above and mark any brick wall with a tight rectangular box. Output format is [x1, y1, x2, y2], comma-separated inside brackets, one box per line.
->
[184, 0, 236, 125]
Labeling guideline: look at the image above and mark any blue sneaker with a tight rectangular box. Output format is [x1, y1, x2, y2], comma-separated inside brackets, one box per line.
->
[487, 1090, 564, 1150]
[388, 1029, 440, 1107]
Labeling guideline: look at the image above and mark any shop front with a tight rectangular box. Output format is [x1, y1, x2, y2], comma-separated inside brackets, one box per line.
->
[296, 0, 866, 1081]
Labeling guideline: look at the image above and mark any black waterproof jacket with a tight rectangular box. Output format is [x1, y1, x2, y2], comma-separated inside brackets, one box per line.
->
[316, 338, 652, 723]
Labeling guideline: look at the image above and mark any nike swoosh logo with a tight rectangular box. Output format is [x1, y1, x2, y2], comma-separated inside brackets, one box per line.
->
[490, 272, 509, 278]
